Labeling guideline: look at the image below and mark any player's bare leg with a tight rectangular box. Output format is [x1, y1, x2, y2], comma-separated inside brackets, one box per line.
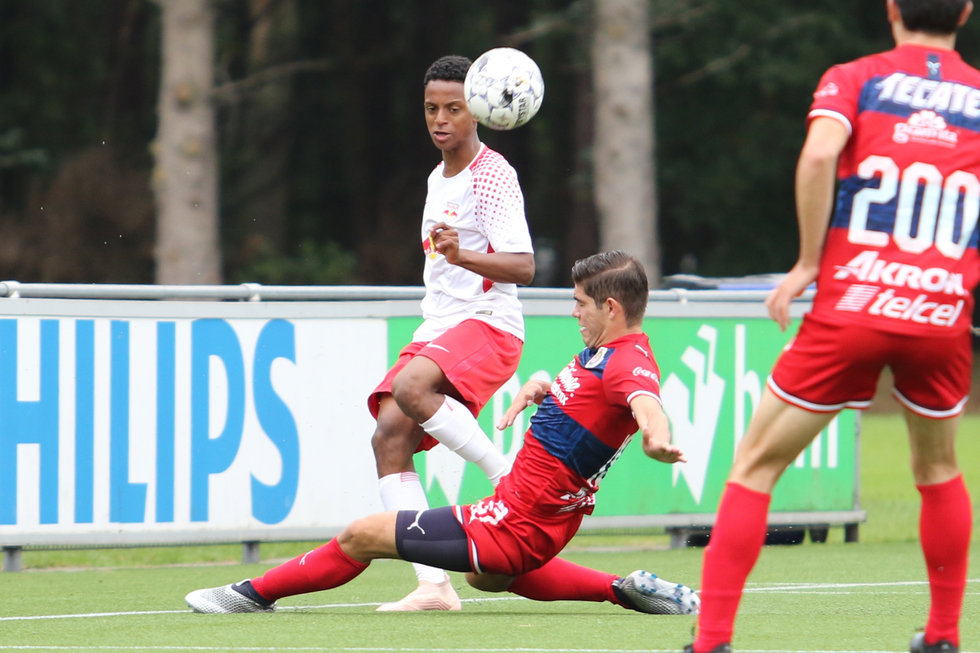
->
[392, 355, 510, 483]
[186, 512, 401, 613]
[371, 396, 461, 612]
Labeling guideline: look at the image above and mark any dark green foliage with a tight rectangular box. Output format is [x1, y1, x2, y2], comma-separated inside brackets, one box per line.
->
[5, 1, 978, 284]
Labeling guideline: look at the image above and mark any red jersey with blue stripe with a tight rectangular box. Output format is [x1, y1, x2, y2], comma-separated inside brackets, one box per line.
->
[495, 332, 661, 518]
[808, 44, 980, 336]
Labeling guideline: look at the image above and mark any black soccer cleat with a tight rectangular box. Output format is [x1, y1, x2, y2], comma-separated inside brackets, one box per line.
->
[910, 632, 959, 653]
[683, 644, 731, 653]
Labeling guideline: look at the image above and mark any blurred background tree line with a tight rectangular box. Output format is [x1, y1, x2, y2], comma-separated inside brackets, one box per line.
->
[3, 0, 978, 288]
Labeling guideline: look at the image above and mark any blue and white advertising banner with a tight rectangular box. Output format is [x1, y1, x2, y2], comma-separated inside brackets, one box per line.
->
[0, 304, 390, 544]
[0, 291, 860, 549]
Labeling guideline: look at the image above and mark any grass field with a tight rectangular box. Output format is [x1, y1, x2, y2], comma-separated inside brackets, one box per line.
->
[3, 413, 979, 653]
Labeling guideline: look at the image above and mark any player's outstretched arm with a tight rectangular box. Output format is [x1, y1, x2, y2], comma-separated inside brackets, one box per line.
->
[496, 377, 550, 430]
[631, 394, 686, 464]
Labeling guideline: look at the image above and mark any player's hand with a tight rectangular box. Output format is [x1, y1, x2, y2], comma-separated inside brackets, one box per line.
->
[642, 438, 687, 464]
[496, 378, 550, 430]
[765, 261, 818, 331]
[429, 222, 461, 264]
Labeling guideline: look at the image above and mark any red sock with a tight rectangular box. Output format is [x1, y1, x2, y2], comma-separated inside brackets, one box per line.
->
[250, 539, 368, 601]
[694, 482, 770, 653]
[508, 557, 618, 603]
[918, 474, 971, 647]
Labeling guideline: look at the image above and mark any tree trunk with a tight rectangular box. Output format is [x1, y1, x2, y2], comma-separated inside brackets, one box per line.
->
[152, 0, 222, 284]
[592, 0, 660, 286]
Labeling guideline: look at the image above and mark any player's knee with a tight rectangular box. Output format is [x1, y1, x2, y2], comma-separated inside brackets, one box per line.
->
[465, 572, 513, 593]
[337, 516, 386, 561]
[335, 521, 367, 559]
[370, 423, 415, 467]
[390, 373, 426, 416]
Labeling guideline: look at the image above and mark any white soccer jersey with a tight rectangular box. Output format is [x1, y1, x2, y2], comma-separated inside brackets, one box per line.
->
[415, 143, 534, 342]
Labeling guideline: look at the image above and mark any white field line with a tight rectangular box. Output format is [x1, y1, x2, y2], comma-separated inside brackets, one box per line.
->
[0, 647, 974, 653]
[3, 578, 979, 623]
[0, 578, 980, 636]
[0, 648, 945, 653]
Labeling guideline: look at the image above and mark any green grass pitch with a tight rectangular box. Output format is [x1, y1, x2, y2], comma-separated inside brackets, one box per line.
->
[2, 413, 978, 653]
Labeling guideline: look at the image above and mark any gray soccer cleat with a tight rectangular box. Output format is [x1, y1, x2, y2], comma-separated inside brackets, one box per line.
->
[910, 632, 959, 653]
[185, 579, 276, 614]
[612, 569, 700, 615]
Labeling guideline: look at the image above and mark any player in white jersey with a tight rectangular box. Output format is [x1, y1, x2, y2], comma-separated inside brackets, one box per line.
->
[365, 55, 535, 611]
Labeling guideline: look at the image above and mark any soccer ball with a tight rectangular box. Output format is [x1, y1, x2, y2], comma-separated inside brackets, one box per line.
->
[464, 48, 545, 130]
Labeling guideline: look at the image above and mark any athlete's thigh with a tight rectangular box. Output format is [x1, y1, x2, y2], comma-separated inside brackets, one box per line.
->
[418, 319, 523, 412]
[730, 388, 837, 493]
[393, 506, 472, 572]
[903, 408, 961, 485]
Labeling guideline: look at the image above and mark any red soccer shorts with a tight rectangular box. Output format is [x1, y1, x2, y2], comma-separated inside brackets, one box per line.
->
[769, 314, 972, 418]
[452, 496, 583, 576]
[368, 319, 523, 450]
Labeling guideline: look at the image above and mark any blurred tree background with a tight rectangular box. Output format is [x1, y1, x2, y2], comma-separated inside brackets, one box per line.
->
[3, 0, 979, 287]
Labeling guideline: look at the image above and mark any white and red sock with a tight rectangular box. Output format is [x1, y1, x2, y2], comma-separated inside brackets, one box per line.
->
[421, 396, 510, 485]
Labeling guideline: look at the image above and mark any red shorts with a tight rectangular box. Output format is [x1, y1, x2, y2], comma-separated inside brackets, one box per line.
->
[368, 319, 523, 451]
[769, 314, 972, 418]
[451, 497, 583, 576]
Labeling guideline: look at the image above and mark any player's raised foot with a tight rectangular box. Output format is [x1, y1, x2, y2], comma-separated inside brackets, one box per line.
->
[683, 644, 731, 653]
[612, 570, 700, 615]
[185, 579, 276, 614]
[376, 579, 462, 612]
[910, 632, 959, 653]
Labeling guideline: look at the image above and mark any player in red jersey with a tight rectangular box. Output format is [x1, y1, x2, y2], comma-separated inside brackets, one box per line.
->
[688, 3, 976, 653]
[367, 55, 535, 611]
[186, 251, 700, 618]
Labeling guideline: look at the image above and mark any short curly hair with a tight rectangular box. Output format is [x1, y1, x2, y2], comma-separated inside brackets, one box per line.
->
[423, 55, 471, 87]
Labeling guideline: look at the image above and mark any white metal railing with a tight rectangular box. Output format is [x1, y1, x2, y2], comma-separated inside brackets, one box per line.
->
[0, 281, 810, 304]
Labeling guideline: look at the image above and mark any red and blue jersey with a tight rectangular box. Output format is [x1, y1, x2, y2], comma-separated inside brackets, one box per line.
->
[496, 332, 661, 517]
[807, 44, 980, 336]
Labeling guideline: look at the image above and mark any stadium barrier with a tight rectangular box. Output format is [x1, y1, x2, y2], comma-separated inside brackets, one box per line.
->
[0, 282, 864, 571]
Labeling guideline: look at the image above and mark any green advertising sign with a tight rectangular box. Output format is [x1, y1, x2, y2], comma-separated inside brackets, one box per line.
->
[389, 312, 857, 521]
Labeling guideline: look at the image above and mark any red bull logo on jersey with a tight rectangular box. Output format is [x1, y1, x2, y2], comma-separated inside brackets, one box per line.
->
[876, 72, 980, 118]
[442, 202, 459, 221]
[893, 110, 958, 147]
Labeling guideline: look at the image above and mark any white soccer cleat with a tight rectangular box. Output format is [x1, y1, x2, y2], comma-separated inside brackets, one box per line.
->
[612, 570, 700, 615]
[376, 579, 462, 612]
[185, 580, 276, 614]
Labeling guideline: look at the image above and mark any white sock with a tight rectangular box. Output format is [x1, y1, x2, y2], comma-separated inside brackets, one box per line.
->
[420, 396, 511, 485]
[378, 472, 448, 585]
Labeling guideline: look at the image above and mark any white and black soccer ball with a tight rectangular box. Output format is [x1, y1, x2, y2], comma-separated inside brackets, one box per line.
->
[464, 47, 545, 130]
